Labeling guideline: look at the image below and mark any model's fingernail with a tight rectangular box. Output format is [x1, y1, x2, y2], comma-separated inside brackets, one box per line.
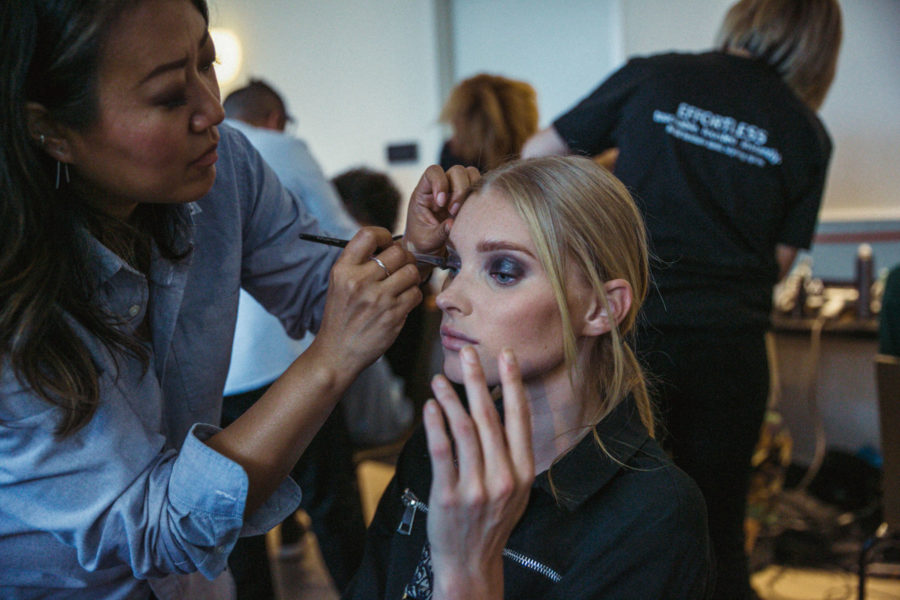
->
[431, 374, 448, 390]
[462, 346, 477, 364]
[502, 348, 516, 367]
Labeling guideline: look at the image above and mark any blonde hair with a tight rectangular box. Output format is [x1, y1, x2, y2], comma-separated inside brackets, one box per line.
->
[440, 74, 539, 171]
[474, 156, 654, 435]
[715, 0, 842, 110]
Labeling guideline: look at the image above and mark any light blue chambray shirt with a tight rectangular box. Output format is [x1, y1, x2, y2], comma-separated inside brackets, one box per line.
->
[222, 118, 359, 395]
[0, 124, 340, 599]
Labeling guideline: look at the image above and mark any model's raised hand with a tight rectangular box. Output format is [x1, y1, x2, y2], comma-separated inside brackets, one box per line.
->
[424, 346, 534, 600]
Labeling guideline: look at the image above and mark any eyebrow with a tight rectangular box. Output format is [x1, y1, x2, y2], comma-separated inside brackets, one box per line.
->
[139, 29, 210, 84]
[476, 240, 535, 258]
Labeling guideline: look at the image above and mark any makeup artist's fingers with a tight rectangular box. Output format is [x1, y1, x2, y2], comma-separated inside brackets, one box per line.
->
[423, 389, 459, 491]
[369, 243, 417, 282]
[340, 226, 396, 264]
[404, 164, 480, 256]
[498, 349, 535, 487]
[444, 165, 481, 216]
[312, 227, 422, 376]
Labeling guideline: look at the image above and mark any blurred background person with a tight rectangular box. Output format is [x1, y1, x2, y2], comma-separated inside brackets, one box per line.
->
[881, 265, 900, 357]
[223, 79, 358, 235]
[222, 80, 411, 596]
[438, 73, 539, 173]
[332, 167, 434, 414]
[523, 1, 843, 598]
[332, 166, 402, 233]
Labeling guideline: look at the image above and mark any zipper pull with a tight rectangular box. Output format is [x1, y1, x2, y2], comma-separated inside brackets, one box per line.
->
[397, 488, 418, 535]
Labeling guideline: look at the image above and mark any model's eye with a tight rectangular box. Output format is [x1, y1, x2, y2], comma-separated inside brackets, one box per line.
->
[444, 251, 461, 278]
[489, 256, 523, 285]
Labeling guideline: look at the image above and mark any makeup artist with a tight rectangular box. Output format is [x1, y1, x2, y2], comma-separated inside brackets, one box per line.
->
[522, 1, 842, 598]
[0, 1, 477, 598]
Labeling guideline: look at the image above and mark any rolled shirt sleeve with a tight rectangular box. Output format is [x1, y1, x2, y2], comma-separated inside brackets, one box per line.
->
[0, 368, 300, 584]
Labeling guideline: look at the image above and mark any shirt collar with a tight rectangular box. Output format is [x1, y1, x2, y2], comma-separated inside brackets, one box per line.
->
[77, 204, 198, 290]
[535, 396, 652, 512]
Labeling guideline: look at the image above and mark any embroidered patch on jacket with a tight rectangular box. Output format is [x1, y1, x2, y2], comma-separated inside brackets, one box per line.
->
[401, 542, 433, 599]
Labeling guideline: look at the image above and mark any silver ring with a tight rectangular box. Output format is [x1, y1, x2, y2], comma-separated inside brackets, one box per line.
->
[370, 256, 391, 277]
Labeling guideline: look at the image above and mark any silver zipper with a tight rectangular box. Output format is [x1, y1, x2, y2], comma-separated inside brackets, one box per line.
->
[398, 488, 427, 535]
[502, 547, 562, 582]
[396, 488, 562, 583]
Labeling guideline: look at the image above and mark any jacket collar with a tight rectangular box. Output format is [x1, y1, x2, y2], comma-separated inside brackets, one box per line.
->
[535, 396, 652, 512]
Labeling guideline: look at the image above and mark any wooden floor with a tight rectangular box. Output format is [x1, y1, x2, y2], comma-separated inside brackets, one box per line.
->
[266, 460, 900, 600]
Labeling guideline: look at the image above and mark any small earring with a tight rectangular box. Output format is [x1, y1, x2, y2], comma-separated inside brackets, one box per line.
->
[39, 134, 46, 146]
[55, 161, 70, 189]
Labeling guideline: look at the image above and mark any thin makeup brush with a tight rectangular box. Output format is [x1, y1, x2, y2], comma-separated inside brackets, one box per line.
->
[298, 233, 448, 268]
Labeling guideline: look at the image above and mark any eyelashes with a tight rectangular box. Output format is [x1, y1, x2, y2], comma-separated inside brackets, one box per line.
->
[444, 251, 525, 285]
[489, 256, 524, 284]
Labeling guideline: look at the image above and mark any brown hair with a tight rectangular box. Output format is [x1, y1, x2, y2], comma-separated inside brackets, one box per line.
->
[440, 74, 539, 171]
[716, 0, 842, 110]
[1, 0, 206, 436]
[223, 78, 291, 130]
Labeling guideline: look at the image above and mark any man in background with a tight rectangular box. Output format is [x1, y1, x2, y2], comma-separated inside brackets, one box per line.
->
[222, 80, 410, 597]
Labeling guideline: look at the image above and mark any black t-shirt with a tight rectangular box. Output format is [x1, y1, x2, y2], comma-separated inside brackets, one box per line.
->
[554, 52, 832, 332]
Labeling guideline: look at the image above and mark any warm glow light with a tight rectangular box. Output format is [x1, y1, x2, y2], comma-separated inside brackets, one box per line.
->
[210, 28, 242, 87]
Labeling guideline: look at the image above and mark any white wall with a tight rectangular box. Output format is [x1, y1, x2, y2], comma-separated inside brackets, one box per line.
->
[207, 0, 445, 208]
[206, 0, 900, 222]
[451, 0, 622, 129]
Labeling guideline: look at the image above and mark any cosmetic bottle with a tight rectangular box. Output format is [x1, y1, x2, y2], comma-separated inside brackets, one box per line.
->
[855, 243, 874, 319]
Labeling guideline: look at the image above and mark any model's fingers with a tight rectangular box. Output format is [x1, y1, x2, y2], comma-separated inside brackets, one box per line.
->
[458, 347, 510, 481]
[423, 396, 458, 490]
[430, 371, 484, 484]
[498, 348, 534, 485]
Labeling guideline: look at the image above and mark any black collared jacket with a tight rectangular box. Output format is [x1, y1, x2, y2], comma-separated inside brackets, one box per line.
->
[343, 397, 713, 599]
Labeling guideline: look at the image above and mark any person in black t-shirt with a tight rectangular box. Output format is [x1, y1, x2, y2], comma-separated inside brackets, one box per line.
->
[881, 265, 900, 357]
[523, 1, 843, 598]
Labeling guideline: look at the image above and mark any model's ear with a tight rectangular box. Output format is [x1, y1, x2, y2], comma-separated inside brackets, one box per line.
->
[580, 278, 633, 337]
[25, 101, 74, 163]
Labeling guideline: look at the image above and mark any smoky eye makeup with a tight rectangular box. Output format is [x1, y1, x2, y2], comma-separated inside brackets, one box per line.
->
[444, 249, 461, 274]
[487, 254, 526, 284]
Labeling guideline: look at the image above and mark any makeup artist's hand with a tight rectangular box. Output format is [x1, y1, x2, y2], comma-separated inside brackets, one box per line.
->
[404, 164, 480, 258]
[424, 347, 534, 600]
[310, 226, 420, 379]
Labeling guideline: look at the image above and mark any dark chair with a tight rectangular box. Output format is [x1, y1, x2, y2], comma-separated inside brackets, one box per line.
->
[858, 353, 900, 598]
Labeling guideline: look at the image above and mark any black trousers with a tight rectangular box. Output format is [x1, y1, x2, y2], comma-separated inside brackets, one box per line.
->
[221, 384, 366, 598]
[637, 328, 769, 600]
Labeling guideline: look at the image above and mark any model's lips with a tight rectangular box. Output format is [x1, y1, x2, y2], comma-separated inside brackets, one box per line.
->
[191, 143, 218, 167]
[440, 326, 478, 351]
